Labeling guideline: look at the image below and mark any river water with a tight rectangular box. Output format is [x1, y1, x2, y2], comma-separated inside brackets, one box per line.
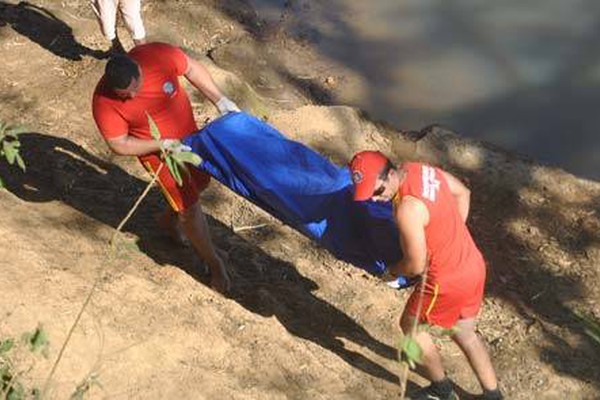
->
[249, 0, 600, 180]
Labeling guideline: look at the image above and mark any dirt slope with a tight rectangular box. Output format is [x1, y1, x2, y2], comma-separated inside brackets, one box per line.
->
[0, 1, 599, 399]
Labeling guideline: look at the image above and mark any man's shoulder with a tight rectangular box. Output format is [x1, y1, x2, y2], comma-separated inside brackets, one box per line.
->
[396, 195, 429, 228]
[92, 79, 122, 113]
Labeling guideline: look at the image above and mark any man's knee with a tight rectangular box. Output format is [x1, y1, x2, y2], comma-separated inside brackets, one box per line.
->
[452, 321, 479, 348]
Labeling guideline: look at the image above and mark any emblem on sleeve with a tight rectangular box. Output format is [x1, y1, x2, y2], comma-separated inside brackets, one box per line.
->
[162, 81, 175, 96]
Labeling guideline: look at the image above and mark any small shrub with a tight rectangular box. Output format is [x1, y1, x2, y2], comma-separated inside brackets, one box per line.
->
[0, 326, 48, 400]
[0, 122, 26, 188]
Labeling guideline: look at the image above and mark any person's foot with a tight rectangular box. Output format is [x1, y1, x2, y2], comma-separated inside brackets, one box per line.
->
[481, 388, 503, 400]
[109, 38, 126, 54]
[409, 379, 459, 400]
[409, 388, 458, 400]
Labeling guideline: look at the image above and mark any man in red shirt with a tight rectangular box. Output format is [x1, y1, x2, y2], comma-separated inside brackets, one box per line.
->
[92, 42, 240, 293]
[349, 151, 502, 400]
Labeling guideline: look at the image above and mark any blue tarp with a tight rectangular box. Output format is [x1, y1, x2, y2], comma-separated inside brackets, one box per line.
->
[183, 112, 411, 288]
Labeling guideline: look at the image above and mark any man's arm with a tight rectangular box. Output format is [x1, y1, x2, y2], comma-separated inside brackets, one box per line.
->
[183, 55, 224, 104]
[387, 195, 429, 278]
[183, 55, 240, 115]
[441, 170, 470, 222]
[105, 134, 161, 156]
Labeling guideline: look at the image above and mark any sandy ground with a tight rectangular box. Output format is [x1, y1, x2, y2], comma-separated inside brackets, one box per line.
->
[0, 1, 599, 399]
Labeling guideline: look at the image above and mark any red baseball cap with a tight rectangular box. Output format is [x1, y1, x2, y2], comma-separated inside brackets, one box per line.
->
[349, 150, 388, 201]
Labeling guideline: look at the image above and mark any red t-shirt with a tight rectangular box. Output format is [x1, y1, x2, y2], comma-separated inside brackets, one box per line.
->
[92, 42, 197, 141]
[396, 162, 485, 285]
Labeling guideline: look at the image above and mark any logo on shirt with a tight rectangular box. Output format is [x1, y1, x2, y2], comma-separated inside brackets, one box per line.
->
[421, 165, 440, 201]
[162, 81, 175, 97]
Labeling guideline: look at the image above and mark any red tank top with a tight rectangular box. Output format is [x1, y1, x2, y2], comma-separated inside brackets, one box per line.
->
[395, 162, 484, 284]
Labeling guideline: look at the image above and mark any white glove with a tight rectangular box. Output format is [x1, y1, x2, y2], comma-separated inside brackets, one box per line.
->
[162, 139, 192, 154]
[385, 278, 401, 289]
[216, 96, 241, 116]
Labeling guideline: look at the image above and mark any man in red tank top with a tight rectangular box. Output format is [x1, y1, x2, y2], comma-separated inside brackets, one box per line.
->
[92, 42, 240, 293]
[349, 151, 502, 400]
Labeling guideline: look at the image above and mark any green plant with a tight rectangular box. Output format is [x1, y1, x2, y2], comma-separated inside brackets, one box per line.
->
[110, 114, 201, 243]
[70, 373, 102, 400]
[41, 114, 203, 398]
[0, 122, 26, 188]
[398, 323, 459, 369]
[396, 262, 461, 400]
[147, 113, 201, 186]
[22, 327, 49, 359]
[0, 326, 48, 400]
[398, 334, 422, 370]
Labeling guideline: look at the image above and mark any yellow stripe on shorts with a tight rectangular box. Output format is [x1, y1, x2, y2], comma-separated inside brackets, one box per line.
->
[143, 161, 181, 212]
[425, 283, 440, 318]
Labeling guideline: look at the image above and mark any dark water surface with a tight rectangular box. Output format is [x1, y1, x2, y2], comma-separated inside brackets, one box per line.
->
[249, 0, 600, 180]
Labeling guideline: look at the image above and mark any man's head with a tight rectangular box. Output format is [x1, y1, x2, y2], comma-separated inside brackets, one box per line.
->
[104, 55, 142, 99]
[349, 150, 396, 202]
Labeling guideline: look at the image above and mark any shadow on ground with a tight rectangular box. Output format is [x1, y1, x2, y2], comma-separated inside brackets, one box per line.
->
[0, 132, 399, 384]
[0, 1, 105, 60]
[419, 125, 600, 394]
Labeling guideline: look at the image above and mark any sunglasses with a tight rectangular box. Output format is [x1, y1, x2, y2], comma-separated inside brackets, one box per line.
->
[372, 180, 386, 197]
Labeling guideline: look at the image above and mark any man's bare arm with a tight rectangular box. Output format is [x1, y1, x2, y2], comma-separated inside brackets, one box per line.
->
[387, 195, 429, 278]
[183, 55, 223, 104]
[441, 170, 470, 222]
[106, 134, 161, 156]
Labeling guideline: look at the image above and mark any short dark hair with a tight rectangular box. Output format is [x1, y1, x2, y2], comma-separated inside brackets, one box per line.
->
[104, 55, 140, 90]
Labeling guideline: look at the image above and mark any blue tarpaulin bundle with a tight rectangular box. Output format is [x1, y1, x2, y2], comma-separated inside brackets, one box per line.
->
[183, 112, 411, 288]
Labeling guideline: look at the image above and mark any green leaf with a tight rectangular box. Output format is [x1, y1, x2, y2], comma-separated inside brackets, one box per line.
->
[165, 156, 182, 186]
[6, 126, 26, 138]
[7, 382, 24, 400]
[3, 141, 17, 164]
[0, 338, 14, 354]
[172, 151, 202, 167]
[0, 176, 4, 189]
[15, 153, 25, 171]
[175, 157, 193, 182]
[403, 337, 422, 362]
[146, 113, 162, 141]
[0, 364, 11, 383]
[399, 335, 423, 369]
[23, 326, 49, 356]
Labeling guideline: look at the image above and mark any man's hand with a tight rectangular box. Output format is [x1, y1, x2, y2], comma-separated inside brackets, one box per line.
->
[216, 96, 241, 116]
[162, 138, 192, 154]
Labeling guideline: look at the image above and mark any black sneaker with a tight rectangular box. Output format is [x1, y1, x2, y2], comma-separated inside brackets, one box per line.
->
[409, 384, 459, 400]
[481, 388, 503, 400]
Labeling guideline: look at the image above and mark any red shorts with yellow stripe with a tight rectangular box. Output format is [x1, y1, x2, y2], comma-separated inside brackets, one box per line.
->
[139, 152, 210, 212]
[405, 264, 486, 328]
